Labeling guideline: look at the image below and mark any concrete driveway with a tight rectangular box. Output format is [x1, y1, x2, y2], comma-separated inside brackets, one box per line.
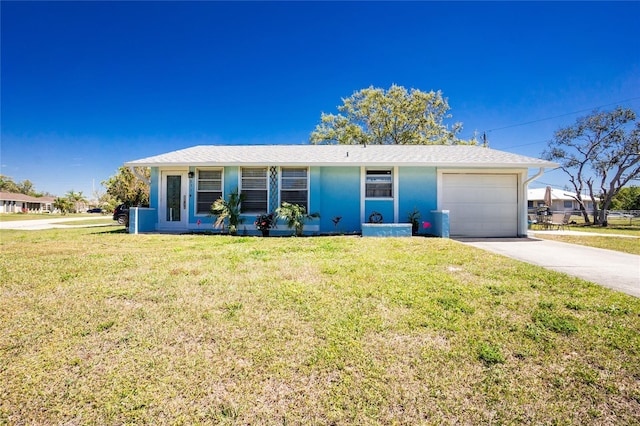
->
[459, 235, 640, 298]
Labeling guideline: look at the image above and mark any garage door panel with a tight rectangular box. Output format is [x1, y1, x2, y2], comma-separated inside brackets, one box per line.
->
[442, 174, 518, 238]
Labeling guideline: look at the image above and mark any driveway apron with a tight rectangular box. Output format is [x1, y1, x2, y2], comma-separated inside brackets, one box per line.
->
[458, 237, 640, 298]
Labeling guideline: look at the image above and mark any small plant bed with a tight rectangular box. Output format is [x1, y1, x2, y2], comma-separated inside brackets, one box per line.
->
[1, 228, 639, 424]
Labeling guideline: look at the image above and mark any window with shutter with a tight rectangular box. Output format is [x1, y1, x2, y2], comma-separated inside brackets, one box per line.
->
[241, 167, 268, 213]
[196, 169, 222, 215]
[280, 167, 308, 210]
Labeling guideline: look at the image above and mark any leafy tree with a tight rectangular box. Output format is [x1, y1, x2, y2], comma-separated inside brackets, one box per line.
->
[0, 175, 20, 193]
[276, 202, 320, 236]
[610, 186, 640, 210]
[98, 192, 121, 215]
[1, 175, 52, 196]
[310, 84, 471, 145]
[102, 166, 150, 206]
[65, 190, 87, 213]
[17, 180, 36, 196]
[53, 197, 73, 215]
[543, 107, 639, 225]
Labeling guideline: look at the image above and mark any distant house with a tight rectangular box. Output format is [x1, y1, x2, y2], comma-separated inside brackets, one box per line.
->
[124, 144, 557, 238]
[527, 187, 597, 212]
[0, 192, 56, 214]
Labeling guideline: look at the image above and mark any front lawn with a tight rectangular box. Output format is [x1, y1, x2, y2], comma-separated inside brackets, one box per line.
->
[1, 229, 638, 424]
[533, 234, 640, 255]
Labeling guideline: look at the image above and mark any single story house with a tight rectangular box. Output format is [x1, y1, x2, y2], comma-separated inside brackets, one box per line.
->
[0, 192, 55, 214]
[124, 144, 557, 238]
[527, 187, 597, 213]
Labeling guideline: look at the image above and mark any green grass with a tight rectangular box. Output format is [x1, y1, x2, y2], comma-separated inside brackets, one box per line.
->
[1, 228, 639, 424]
[534, 234, 640, 255]
[55, 217, 116, 226]
[567, 223, 640, 236]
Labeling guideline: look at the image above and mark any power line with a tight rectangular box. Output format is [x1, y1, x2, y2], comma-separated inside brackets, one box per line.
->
[502, 139, 548, 149]
[485, 96, 640, 133]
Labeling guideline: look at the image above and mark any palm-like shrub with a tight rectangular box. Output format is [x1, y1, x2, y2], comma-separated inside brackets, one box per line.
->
[276, 202, 320, 237]
[210, 188, 245, 235]
[53, 197, 73, 215]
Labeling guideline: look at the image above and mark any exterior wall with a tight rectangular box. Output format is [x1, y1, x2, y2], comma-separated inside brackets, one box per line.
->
[149, 168, 160, 212]
[1, 198, 53, 213]
[528, 199, 595, 213]
[398, 167, 437, 233]
[129, 207, 157, 234]
[145, 165, 454, 236]
[317, 166, 361, 233]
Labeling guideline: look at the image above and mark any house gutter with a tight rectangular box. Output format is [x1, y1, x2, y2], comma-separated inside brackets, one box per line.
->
[130, 166, 150, 185]
[523, 167, 545, 187]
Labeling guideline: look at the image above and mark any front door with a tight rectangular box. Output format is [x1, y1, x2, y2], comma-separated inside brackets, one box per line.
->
[159, 171, 188, 231]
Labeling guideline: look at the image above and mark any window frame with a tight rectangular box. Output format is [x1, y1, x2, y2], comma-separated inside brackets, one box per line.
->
[195, 168, 223, 216]
[240, 167, 269, 214]
[365, 168, 394, 199]
[279, 167, 309, 210]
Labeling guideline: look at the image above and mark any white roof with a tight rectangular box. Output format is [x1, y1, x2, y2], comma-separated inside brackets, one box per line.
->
[126, 144, 558, 168]
[528, 187, 597, 201]
[0, 192, 56, 203]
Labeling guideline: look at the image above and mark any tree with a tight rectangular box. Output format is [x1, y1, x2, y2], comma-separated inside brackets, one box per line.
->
[543, 107, 639, 225]
[310, 84, 471, 145]
[66, 190, 88, 213]
[0, 175, 20, 193]
[102, 166, 150, 206]
[17, 180, 36, 196]
[0, 175, 51, 196]
[610, 186, 640, 210]
[53, 197, 73, 215]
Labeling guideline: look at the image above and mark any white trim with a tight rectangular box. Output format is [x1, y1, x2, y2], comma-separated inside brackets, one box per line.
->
[360, 166, 366, 223]
[393, 166, 399, 223]
[240, 167, 269, 214]
[279, 166, 310, 210]
[158, 169, 189, 231]
[194, 167, 224, 216]
[364, 168, 394, 200]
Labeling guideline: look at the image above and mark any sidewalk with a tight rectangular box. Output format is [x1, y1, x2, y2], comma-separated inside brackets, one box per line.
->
[460, 235, 640, 298]
[0, 217, 115, 230]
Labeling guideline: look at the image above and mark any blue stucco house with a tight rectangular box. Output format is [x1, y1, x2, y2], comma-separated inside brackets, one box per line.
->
[124, 144, 557, 238]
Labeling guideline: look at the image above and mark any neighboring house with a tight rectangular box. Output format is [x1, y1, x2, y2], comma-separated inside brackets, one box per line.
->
[0, 192, 56, 214]
[124, 144, 557, 238]
[527, 187, 597, 213]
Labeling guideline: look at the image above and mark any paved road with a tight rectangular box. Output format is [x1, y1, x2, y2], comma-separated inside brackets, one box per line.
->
[460, 235, 640, 298]
[0, 217, 114, 230]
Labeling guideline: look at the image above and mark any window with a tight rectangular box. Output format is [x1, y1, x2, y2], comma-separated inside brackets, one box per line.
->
[241, 167, 268, 213]
[196, 169, 222, 215]
[366, 169, 393, 198]
[280, 167, 308, 210]
[563, 200, 573, 209]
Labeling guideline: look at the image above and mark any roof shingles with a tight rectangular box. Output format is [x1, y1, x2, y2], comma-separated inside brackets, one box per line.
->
[125, 144, 558, 168]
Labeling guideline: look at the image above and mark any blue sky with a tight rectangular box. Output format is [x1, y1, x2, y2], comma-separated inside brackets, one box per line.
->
[2, 1, 639, 197]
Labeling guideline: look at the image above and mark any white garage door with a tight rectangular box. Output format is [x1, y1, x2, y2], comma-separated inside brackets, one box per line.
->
[442, 174, 518, 238]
